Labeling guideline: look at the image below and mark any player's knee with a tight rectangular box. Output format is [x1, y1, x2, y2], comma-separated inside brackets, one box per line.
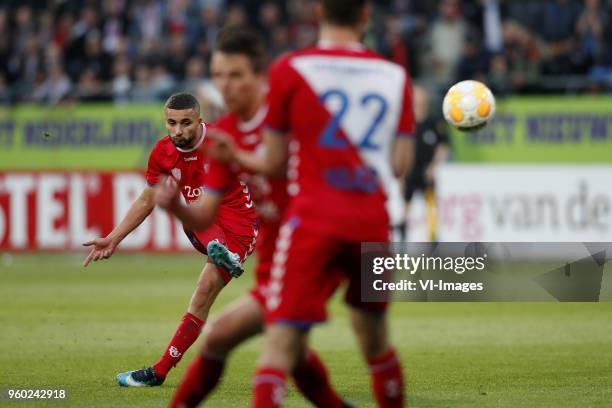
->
[201, 321, 232, 356]
[359, 331, 388, 358]
[351, 310, 389, 358]
[260, 325, 305, 371]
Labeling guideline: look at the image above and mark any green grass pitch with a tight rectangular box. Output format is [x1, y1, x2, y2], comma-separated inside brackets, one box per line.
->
[1, 253, 611, 407]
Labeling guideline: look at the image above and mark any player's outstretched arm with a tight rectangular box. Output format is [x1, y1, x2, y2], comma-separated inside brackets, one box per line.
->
[153, 176, 221, 231]
[82, 188, 155, 267]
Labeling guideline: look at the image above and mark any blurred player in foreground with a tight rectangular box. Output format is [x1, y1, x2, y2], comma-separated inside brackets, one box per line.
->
[156, 0, 415, 405]
[158, 27, 352, 408]
[83, 92, 258, 387]
[247, 0, 414, 405]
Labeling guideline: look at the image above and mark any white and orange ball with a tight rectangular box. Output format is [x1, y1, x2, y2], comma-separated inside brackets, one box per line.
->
[442, 80, 495, 131]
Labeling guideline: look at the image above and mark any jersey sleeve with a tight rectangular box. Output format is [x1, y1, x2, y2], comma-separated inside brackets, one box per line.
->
[264, 57, 296, 134]
[203, 157, 233, 194]
[397, 72, 416, 138]
[145, 144, 164, 186]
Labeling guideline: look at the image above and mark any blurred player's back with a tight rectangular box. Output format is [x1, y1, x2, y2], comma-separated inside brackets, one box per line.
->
[253, 2, 410, 407]
[266, 42, 414, 236]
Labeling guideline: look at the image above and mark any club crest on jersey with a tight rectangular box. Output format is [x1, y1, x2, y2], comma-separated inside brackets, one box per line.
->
[171, 168, 181, 181]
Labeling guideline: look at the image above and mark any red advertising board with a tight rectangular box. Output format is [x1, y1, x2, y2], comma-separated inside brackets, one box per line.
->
[0, 171, 194, 251]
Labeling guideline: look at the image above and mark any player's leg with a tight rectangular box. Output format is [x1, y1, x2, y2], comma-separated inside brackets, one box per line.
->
[340, 237, 405, 408]
[153, 261, 227, 376]
[169, 294, 263, 407]
[350, 309, 404, 408]
[151, 223, 254, 382]
[293, 348, 351, 408]
[253, 218, 345, 407]
[117, 261, 227, 387]
[253, 323, 307, 408]
[345, 268, 405, 408]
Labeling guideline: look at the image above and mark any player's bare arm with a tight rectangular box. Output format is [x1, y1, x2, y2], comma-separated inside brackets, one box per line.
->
[82, 187, 155, 267]
[392, 137, 415, 179]
[153, 176, 222, 231]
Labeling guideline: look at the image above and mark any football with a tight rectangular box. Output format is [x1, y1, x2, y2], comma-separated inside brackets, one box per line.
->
[442, 80, 496, 131]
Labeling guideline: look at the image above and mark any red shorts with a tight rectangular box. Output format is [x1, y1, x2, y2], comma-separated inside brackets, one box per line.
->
[249, 220, 280, 307]
[264, 215, 389, 327]
[185, 223, 258, 283]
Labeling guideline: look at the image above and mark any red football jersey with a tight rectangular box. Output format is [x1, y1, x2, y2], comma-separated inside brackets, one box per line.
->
[146, 123, 258, 237]
[211, 107, 289, 225]
[265, 42, 415, 237]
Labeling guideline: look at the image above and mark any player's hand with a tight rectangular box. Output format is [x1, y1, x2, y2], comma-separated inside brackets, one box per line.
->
[153, 176, 180, 210]
[207, 128, 237, 163]
[82, 237, 118, 267]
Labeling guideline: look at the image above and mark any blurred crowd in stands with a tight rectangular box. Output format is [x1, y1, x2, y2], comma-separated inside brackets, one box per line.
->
[0, 0, 611, 106]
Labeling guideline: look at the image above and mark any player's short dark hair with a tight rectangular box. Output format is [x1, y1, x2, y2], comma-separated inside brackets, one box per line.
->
[322, 0, 367, 26]
[164, 92, 200, 112]
[214, 26, 267, 73]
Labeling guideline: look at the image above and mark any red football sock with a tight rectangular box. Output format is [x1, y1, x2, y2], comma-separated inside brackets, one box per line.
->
[293, 351, 344, 408]
[367, 349, 405, 408]
[252, 367, 287, 408]
[168, 354, 225, 408]
[153, 312, 204, 379]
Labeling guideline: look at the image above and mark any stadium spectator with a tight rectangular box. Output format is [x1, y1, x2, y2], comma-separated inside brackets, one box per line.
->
[165, 32, 190, 80]
[100, 0, 132, 54]
[575, 0, 609, 72]
[150, 63, 177, 99]
[75, 68, 108, 102]
[188, 3, 222, 52]
[456, 29, 490, 83]
[537, 0, 581, 76]
[132, 0, 164, 43]
[7, 33, 43, 91]
[82, 31, 113, 81]
[128, 63, 154, 102]
[422, 0, 468, 85]
[224, 4, 248, 27]
[31, 63, 72, 105]
[382, 15, 410, 72]
[64, 5, 100, 81]
[111, 57, 132, 104]
[0, 8, 9, 76]
[501, 20, 542, 93]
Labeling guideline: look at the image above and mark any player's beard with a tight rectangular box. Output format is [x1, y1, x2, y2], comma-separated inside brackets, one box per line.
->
[170, 135, 193, 149]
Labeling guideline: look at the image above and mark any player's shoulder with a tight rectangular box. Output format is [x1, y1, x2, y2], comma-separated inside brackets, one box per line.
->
[147, 136, 176, 171]
[152, 135, 172, 150]
[354, 48, 409, 76]
[150, 136, 174, 156]
[275, 46, 407, 75]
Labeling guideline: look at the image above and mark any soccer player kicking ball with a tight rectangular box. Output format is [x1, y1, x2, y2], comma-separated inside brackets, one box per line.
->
[82, 93, 258, 387]
[159, 28, 352, 408]
[220, 0, 414, 406]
